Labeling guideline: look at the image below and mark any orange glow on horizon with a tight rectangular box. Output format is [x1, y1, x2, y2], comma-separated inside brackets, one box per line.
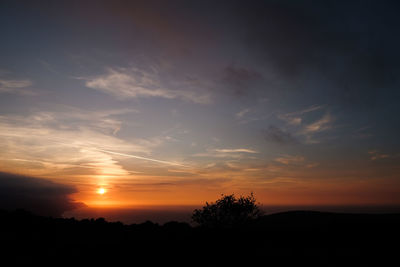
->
[3, 158, 400, 209]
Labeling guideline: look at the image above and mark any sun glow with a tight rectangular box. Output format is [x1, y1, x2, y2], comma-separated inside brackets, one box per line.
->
[97, 188, 106, 195]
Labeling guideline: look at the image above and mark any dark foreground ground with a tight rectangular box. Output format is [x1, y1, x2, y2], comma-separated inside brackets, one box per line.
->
[1, 209, 399, 266]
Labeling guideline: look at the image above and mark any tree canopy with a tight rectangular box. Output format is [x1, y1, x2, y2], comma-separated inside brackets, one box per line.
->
[192, 193, 262, 228]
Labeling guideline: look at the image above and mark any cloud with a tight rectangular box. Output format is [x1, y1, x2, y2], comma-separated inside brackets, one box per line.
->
[287, 117, 302, 126]
[368, 150, 390, 161]
[27, 106, 139, 136]
[84, 67, 211, 104]
[278, 105, 324, 125]
[235, 108, 250, 119]
[274, 155, 305, 165]
[274, 155, 319, 169]
[264, 125, 298, 145]
[193, 148, 258, 159]
[268, 109, 334, 145]
[302, 113, 333, 134]
[235, 1, 400, 108]
[0, 172, 84, 216]
[0, 107, 172, 180]
[295, 113, 334, 144]
[0, 78, 34, 95]
[306, 162, 320, 168]
[214, 148, 258, 154]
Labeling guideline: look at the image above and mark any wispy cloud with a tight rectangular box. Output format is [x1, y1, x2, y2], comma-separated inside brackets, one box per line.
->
[278, 104, 324, 125]
[302, 113, 333, 134]
[306, 162, 320, 168]
[274, 155, 305, 165]
[193, 147, 259, 158]
[0, 107, 182, 180]
[278, 114, 302, 126]
[17, 106, 139, 136]
[0, 78, 34, 95]
[267, 110, 334, 145]
[235, 108, 250, 119]
[214, 148, 258, 154]
[368, 150, 390, 161]
[274, 105, 335, 144]
[84, 67, 211, 104]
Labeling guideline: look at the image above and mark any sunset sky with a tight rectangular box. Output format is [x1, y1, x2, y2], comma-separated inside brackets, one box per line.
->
[0, 0, 399, 214]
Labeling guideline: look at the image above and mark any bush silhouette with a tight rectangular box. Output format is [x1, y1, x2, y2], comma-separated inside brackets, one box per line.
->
[192, 193, 262, 228]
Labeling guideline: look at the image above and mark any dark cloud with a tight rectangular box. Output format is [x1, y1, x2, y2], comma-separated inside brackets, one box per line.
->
[237, 0, 400, 107]
[264, 125, 298, 145]
[0, 172, 84, 217]
[221, 65, 263, 96]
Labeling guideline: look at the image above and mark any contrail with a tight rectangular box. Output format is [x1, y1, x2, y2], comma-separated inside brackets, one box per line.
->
[36, 138, 187, 168]
[94, 148, 186, 167]
[0, 134, 186, 168]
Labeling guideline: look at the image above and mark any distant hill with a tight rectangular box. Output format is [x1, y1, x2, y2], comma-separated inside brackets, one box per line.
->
[1, 209, 399, 266]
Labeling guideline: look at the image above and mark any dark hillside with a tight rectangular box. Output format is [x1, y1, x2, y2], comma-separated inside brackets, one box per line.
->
[1, 209, 399, 266]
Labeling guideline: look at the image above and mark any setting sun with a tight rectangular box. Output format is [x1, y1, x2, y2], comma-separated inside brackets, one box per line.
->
[97, 188, 106, 195]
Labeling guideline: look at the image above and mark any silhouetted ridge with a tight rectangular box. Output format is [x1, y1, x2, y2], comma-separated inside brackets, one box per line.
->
[1, 209, 399, 266]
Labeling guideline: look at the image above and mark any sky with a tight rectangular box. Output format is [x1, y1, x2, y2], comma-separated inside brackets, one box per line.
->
[0, 0, 399, 215]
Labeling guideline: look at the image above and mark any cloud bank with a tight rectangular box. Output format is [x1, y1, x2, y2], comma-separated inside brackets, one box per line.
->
[0, 172, 83, 217]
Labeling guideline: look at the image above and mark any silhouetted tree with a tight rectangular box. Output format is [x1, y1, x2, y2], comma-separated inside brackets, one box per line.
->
[192, 193, 262, 228]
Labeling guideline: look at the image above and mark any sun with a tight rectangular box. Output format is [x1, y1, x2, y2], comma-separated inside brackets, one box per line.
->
[97, 188, 106, 195]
